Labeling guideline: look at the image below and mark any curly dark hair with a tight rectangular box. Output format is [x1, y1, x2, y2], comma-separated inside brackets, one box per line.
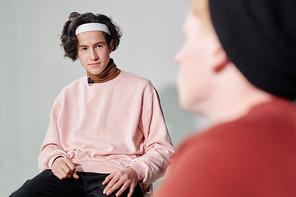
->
[60, 12, 122, 61]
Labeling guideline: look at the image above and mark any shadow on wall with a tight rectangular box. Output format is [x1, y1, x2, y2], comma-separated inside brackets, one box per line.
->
[158, 84, 208, 147]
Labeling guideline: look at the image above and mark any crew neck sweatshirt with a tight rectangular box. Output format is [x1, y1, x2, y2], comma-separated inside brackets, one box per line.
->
[38, 71, 175, 191]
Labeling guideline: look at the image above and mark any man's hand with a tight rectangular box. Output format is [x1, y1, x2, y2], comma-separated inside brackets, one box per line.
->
[51, 156, 79, 180]
[102, 167, 139, 197]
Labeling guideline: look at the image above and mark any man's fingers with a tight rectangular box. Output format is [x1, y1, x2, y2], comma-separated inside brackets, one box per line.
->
[53, 171, 63, 180]
[64, 157, 76, 171]
[54, 167, 78, 180]
[62, 157, 76, 175]
[102, 176, 111, 186]
[103, 168, 138, 196]
[116, 182, 134, 197]
[102, 173, 115, 185]
[103, 175, 120, 194]
[52, 156, 78, 180]
[127, 183, 136, 197]
[53, 164, 66, 179]
[105, 179, 125, 196]
[72, 171, 79, 179]
[58, 163, 74, 178]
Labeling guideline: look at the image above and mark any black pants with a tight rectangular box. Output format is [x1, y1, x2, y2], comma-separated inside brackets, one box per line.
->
[10, 169, 143, 197]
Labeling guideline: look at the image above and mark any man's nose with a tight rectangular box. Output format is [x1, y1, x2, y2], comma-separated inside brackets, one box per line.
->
[90, 49, 99, 61]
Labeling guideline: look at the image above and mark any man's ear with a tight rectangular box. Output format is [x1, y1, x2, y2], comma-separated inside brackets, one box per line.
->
[211, 45, 229, 73]
[109, 39, 114, 53]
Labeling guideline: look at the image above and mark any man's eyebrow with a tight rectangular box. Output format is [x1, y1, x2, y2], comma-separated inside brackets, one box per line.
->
[77, 44, 88, 48]
[77, 41, 106, 48]
[93, 41, 106, 46]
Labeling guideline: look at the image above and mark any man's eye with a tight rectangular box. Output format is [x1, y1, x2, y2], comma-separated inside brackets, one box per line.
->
[97, 45, 103, 48]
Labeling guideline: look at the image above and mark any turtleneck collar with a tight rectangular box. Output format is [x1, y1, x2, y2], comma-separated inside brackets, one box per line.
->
[87, 59, 121, 84]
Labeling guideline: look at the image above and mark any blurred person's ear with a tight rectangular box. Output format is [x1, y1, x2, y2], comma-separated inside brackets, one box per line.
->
[211, 45, 229, 73]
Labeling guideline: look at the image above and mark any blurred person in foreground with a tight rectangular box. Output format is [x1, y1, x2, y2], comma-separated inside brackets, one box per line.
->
[156, 0, 296, 196]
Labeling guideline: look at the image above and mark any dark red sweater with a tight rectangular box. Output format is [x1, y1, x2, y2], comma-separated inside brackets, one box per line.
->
[156, 97, 296, 197]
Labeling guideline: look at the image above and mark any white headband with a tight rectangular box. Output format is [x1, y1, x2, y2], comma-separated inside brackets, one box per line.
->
[75, 23, 111, 36]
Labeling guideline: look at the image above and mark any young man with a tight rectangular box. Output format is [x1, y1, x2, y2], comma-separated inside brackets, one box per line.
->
[156, 0, 296, 196]
[10, 12, 175, 197]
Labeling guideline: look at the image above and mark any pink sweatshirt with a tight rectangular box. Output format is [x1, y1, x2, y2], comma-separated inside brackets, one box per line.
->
[38, 71, 175, 190]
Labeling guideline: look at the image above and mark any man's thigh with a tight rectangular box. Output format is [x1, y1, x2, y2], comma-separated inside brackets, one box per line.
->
[10, 169, 86, 197]
[84, 173, 143, 197]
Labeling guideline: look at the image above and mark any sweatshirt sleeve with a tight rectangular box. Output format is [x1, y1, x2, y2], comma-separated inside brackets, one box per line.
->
[38, 99, 68, 171]
[128, 85, 175, 185]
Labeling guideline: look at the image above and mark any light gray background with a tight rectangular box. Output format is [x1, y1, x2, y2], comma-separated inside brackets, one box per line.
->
[0, 0, 208, 195]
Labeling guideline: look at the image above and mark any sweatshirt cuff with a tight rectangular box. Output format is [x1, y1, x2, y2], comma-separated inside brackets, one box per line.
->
[48, 154, 67, 168]
[128, 162, 146, 181]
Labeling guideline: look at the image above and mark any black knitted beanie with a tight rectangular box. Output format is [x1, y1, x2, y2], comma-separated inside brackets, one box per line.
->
[209, 0, 296, 100]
